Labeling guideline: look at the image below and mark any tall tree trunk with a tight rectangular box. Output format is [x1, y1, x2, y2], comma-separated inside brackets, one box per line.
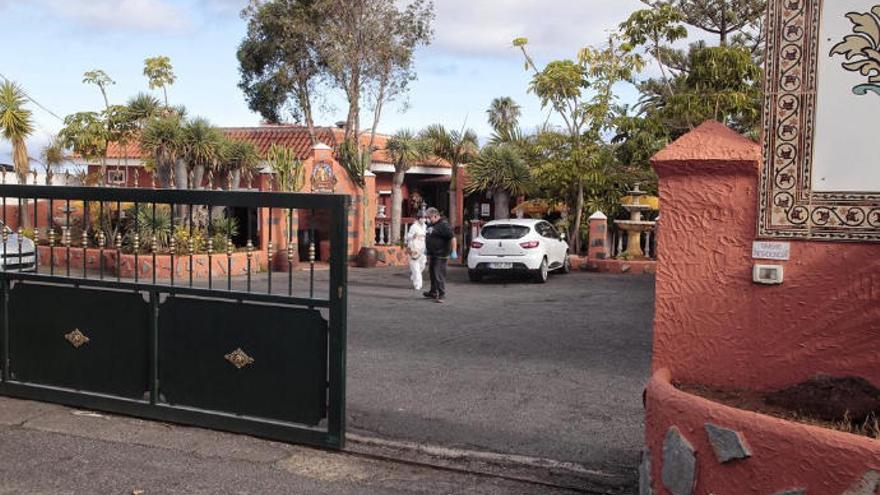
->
[569, 181, 585, 255]
[390, 169, 405, 244]
[13, 139, 30, 228]
[174, 159, 188, 190]
[156, 151, 172, 189]
[448, 164, 458, 237]
[193, 164, 205, 190]
[493, 190, 510, 220]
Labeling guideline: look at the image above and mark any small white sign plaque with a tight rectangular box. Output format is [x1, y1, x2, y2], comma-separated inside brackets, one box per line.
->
[752, 241, 790, 261]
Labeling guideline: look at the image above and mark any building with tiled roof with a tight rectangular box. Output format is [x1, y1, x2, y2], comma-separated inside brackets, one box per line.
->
[73, 125, 471, 258]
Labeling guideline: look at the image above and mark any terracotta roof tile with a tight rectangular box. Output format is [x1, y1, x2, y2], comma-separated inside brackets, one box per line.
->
[104, 125, 451, 168]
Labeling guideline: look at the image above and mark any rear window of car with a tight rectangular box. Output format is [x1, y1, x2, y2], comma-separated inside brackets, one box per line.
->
[481, 225, 530, 239]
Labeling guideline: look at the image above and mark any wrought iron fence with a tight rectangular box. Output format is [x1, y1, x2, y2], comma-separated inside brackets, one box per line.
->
[0, 183, 349, 449]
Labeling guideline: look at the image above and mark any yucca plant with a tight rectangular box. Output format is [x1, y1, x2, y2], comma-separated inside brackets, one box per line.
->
[126, 205, 172, 253]
[465, 144, 531, 220]
[386, 129, 429, 244]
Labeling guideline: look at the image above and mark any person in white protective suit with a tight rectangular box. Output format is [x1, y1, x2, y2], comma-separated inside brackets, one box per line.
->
[404, 213, 428, 291]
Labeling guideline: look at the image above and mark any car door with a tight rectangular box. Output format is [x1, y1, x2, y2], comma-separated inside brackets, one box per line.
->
[537, 222, 565, 266]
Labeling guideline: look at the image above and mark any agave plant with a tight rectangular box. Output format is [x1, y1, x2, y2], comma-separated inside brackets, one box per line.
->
[830, 7, 880, 95]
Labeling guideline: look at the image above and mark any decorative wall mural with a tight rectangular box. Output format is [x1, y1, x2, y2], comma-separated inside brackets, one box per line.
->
[310, 161, 337, 193]
[759, 0, 880, 242]
[829, 6, 880, 96]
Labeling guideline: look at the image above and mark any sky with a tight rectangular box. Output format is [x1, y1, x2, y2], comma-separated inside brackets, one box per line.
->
[0, 0, 654, 161]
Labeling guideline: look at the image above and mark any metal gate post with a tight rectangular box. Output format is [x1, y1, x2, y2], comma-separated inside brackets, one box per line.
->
[1, 278, 8, 382]
[327, 197, 349, 448]
[150, 290, 159, 405]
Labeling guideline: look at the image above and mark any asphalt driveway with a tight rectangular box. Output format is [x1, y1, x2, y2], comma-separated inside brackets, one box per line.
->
[345, 265, 654, 480]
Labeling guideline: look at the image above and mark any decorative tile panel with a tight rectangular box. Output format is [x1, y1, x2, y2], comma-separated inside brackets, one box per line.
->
[759, 0, 880, 241]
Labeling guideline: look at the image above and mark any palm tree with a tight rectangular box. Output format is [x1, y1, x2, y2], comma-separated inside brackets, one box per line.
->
[420, 124, 479, 240]
[386, 129, 429, 244]
[41, 137, 65, 185]
[182, 117, 223, 189]
[140, 113, 183, 189]
[486, 97, 521, 143]
[0, 81, 34, 185]
[127, 92, 162, 125]
[218, 138, 259, 191]
[465, 144, 531, 220]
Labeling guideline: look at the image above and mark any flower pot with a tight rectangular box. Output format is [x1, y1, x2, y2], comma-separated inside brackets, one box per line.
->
[356, 247, 378, 268]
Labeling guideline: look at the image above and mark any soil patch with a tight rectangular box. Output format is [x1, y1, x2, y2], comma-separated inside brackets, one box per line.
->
[677, 375, 880, 439]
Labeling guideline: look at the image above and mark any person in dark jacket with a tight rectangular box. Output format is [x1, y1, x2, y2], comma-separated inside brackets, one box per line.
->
[423, 207, 455, 302]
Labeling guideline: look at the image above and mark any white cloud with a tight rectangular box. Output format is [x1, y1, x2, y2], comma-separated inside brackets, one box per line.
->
[429, 0, 646, 59]
[39, 0, 188, 31]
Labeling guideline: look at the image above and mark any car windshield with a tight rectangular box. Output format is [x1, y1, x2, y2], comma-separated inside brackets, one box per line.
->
[481, 225, 530, 240]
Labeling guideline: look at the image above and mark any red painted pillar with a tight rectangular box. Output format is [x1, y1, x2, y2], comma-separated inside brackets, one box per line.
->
[587, 211, 609, 261]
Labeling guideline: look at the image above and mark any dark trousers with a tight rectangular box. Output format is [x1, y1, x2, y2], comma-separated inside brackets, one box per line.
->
[428, 256, 447, 297]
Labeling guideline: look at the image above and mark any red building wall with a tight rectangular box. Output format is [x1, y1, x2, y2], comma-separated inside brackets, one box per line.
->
[651, 121, 880, 391]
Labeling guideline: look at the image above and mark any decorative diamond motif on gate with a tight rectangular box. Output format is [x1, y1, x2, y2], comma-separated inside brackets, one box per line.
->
[224, 348, 255, 369]
[64, 328, 90, 348]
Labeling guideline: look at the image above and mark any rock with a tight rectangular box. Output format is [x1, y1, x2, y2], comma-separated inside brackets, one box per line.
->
[662, 426, 696, 495]
[842, 470, 880, 495]
[639, 449, 653, 495]
[770, 490, 805, 495]
[704, 423, 751, 463]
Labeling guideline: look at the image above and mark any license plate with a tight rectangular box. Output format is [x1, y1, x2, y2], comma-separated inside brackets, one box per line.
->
[489, 262, 513, 269]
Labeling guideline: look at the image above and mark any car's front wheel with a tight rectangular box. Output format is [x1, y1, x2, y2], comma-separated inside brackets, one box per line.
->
[533, 258, 549, 283]
[468, 270, 483, 283]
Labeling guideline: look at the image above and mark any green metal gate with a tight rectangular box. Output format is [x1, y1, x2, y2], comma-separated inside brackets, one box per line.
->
[0, 184, 348, 449]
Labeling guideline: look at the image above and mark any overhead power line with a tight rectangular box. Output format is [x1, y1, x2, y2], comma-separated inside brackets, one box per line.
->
[0, 72, 65, 122]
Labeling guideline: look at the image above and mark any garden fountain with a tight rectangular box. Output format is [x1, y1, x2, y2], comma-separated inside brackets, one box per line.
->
[614, 184, 655, 259]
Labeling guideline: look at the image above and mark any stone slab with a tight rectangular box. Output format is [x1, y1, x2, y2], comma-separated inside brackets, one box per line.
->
[705, 423, 751, 463]
[662, 426, 696, 495]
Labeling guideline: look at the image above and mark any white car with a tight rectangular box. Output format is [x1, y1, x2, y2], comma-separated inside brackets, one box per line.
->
[467, 219, 570, 283]
[0, 223, 36, 272]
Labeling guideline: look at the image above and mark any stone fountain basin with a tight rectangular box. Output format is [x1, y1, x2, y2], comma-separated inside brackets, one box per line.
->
[622, 204, 652, 212]
[644, 368, 880, 494]
[614, 220, 656, 231]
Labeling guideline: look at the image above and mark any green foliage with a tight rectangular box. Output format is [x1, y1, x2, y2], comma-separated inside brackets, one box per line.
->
[386, 129, 429, 173]
[419, 124, 479, 168]
[210, 216, 240, 252]
[173, 224, 206, 255]
[336, 139, 370, 188]
[638, 43, 763, 138]
[143, 56, 176, 104]
[220, 138, 260, 180]
[126, 92, 162, 125]
[237, 0, 320, 125]
[465, 144, 531, 197]
[58, 112, 108, 162]
[267, 144, 306, 192]
[530, 60, 588, 111]
[82, 69, 115, 108]
[238, 0, 434, 149]
[41, 137, 65, 183]
[0, 81, 34, 181]
[640, 0, 766, 48]
[183, 117, 224, 170]
[139, 113, 184, 187]
[486, 97, 522, 142]
[127, 204, 172, 253]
